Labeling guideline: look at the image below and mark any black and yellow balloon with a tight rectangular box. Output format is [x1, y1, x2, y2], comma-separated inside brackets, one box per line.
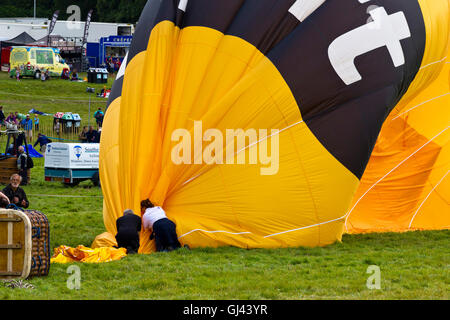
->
[96, 0, 450, 253]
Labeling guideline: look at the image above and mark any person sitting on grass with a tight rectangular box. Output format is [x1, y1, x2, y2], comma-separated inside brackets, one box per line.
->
[2, 174, 29, 209]
[71, 69, 79, 81]
[141, 199, 181, 252]
[78, 126, 88, 143]
[97, 86, 107, 97]
[86, 126, 98, 143]
[115, 209, 142, 254]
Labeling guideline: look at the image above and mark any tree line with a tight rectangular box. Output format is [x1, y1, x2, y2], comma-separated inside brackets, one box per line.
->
[0, 0, 147, 24]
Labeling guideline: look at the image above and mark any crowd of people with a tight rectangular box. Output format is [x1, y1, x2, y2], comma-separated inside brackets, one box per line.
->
[0, 106, 103, 192]
[0, 105, 104, 145]
[105, 57, 122, 73]
[60, 68, 81, 81]
[14, 67, 82, 82]
[0, 106, 39, 142]
[15, 67, 51, 82]
[0, 106, 38, 187]
[78, 125, 101, 143]
[72, 107, 104, 143]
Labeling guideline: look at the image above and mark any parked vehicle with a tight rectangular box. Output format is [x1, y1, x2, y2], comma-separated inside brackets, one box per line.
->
[9, 46, 70, 79]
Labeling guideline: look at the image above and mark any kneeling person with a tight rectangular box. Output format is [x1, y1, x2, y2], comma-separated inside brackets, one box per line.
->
[141, 199, 181, 252]
[115, 209, 141, 254]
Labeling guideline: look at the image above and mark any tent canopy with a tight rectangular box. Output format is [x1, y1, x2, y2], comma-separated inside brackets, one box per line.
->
[10, 32, 36, 43]
[1, 32, 36, 47]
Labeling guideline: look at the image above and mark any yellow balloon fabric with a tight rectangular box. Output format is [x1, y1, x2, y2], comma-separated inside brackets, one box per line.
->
[92, 231, 118, 249]
[99, 0, 450, 253]
[51, 246, 127, 264]
[346, 0, 450, 233]
[346, 53, 450, 233]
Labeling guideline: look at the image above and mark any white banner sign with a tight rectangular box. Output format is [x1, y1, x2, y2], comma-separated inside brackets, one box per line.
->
[44, 143, 99, 169]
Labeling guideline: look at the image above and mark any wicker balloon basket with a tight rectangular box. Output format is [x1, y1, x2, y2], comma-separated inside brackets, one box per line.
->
[0, 209, 50, 279]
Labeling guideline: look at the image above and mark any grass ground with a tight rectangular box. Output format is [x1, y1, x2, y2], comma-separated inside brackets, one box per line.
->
[0, 71, 449, 300]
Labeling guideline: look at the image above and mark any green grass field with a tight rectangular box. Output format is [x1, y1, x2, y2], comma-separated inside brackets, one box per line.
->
[0, 71, 449, 300]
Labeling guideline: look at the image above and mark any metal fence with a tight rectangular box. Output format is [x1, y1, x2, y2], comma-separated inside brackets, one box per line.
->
[0, 120, 100, 146]
[33, 121, 84, 142]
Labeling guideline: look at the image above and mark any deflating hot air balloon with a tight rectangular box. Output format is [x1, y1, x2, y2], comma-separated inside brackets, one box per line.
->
[95, 0, 450, 253]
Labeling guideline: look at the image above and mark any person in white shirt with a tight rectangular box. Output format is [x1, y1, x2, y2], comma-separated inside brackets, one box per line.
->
[141, 199, 181, 252]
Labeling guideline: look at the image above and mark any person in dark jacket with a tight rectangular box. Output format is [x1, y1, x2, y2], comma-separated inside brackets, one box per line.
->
[17, 146, 28, 185]
[94, 108, 104, 128]
[2, 174, 29, 208]
[94, 128, 101, 143]
[86, 126, 98, 143]
[34, 133, 51, 154]
[115, 209, 142, 254]
[0, 106, 5, 126]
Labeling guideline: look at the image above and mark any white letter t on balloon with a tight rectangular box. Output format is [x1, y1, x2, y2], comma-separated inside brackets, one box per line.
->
[328, 6, 411, 85]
